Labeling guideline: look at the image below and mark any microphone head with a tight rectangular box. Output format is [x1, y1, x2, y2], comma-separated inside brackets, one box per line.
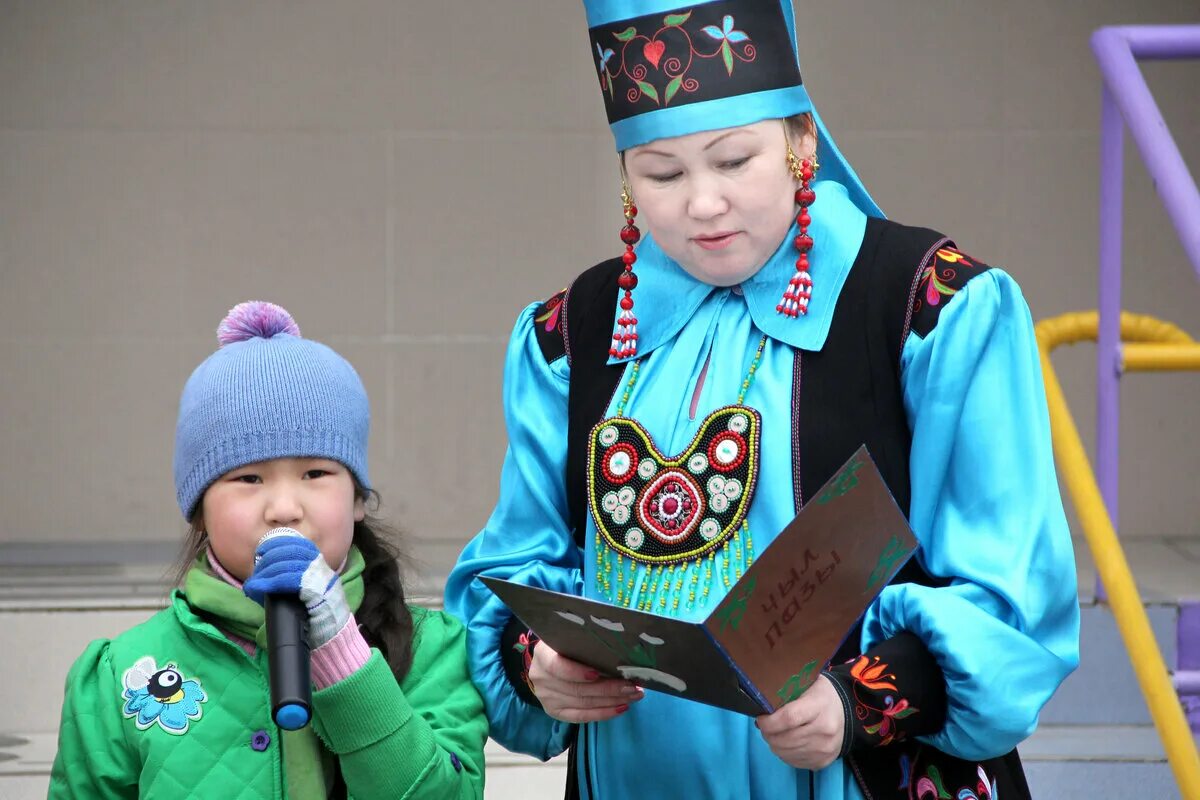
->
[258, 526, 304, 547]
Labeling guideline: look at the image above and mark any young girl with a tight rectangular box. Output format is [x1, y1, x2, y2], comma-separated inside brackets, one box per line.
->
[50, 301, 487, 799]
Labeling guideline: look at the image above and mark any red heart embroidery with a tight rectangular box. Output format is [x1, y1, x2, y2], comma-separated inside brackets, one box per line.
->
[643, 39, 665, 69]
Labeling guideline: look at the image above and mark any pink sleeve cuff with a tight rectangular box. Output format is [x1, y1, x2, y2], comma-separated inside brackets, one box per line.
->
[310, 614, 372, 689]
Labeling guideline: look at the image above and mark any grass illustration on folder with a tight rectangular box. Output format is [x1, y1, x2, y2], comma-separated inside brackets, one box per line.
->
[481, 445, 918, 715]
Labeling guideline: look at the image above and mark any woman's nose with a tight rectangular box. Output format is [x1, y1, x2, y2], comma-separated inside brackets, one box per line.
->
[687, 177, 728, 220]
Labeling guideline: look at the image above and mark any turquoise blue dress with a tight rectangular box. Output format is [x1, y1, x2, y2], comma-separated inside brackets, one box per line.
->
[445, 181, 1080, 799]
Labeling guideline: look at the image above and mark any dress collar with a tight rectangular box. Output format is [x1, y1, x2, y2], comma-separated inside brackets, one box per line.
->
[607, 180, 868, 364]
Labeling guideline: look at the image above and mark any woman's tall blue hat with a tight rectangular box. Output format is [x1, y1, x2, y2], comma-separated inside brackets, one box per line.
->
[583, 0, 881, 218]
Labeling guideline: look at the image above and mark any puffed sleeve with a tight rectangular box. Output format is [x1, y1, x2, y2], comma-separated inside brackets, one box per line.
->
[443, 298, 581, 760]
[49, 640, 140, 799]
[312, 610, 487, 799]
[860, 262, 1081, 760]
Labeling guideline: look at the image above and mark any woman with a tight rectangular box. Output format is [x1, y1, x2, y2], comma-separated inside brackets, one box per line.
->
[446, 1, 1079, 798]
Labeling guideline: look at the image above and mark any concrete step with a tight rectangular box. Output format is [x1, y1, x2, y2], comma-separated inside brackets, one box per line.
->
[1071, 535, 1200, 606]
[1001, 723, 1193, 799]
[1041, 602, 1179, 726]
[1025, 760, 1180, 799]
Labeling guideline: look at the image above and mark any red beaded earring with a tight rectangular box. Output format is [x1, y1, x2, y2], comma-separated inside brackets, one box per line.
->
[610, 180, 641, 358]
[778, 144, 817, 317]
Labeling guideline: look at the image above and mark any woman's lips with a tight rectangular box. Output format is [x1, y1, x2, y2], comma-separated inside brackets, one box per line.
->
[693, 231, 740, 251]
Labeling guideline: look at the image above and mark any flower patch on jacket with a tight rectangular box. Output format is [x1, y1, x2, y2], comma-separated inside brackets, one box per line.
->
[121, 656, 207, 734]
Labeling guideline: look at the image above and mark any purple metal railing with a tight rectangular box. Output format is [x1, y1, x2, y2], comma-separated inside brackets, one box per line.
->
[1180, 602, 1200, 732]
[1090, 24, 1200, 731]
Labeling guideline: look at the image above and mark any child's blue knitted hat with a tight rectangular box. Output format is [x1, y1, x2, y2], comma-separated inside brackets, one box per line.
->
[173, 301, 370, 520]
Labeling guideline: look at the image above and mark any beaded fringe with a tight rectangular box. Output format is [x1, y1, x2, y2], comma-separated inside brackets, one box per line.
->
[594, 521, 756, 616]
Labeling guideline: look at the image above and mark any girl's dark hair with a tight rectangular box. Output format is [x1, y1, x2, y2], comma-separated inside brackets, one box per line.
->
[351, 505, 416, 682]
[172, 486, 416, 683]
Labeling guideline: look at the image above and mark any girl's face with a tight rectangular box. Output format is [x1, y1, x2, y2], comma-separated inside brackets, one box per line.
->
[624, 119, 815, 287]
[199, 457, 365, 581]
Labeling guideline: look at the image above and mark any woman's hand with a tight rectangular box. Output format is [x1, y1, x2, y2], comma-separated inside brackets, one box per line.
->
[756, 675, 846, 770]
[527, 640, 644, 723]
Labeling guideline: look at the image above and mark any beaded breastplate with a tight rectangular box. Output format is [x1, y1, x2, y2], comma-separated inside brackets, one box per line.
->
[589, 406, 759, 561]
[587, 338, 766, 615]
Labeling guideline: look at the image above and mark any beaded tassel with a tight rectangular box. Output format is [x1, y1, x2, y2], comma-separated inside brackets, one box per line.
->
[610, 184, 641, 358]
[778, 156, 816, 317]
[601, 536, 756, 614]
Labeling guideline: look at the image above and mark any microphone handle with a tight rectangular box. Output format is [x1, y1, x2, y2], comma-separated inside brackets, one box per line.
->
[265, 593, 312, 729]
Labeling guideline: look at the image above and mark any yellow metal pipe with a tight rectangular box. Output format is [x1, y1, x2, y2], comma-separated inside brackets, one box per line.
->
[1036, 309, 1194, 351]
[1122, 343, 1200, 372]
[1036, 312, 1200, 799]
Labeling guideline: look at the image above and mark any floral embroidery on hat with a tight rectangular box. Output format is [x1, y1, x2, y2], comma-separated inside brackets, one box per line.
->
[601, 9, 758, 108]
[120, 656, 207, 734]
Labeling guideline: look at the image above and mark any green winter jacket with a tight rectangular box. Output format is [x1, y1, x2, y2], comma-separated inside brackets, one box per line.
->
[49, 591, 487, 799]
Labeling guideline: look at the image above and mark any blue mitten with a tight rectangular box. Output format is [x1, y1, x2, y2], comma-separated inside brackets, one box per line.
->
[243, 530, 350, 649]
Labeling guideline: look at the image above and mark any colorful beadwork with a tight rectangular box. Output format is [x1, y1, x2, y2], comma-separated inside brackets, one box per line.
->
[610, 185, 641, 358]
[778, 157, 816, 317]
[589, 406, 760, 565]
[588, 336, 768, 614]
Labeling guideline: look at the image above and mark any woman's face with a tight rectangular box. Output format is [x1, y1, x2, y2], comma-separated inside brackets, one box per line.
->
[623, 119, 815, 286]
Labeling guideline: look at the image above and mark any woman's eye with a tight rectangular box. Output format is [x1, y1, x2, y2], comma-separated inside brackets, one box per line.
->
[648, 171, 682, 183]
[719, 157, 750, 170]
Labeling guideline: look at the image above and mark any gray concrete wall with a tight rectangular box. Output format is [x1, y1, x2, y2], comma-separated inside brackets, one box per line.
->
[3, 3, 1197, 568]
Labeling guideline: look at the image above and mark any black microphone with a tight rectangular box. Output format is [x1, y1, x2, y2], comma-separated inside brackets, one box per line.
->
[261, 526, 312, 730]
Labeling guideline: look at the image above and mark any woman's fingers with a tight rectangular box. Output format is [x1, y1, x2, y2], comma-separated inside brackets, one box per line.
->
[545, 683, 642, 705]
[536, 645, 607, 683]
[534, 679, 644, 721]
[538, 690, 641, 722]
[529, 641, 645, 721]
[553, 677, 642, 699]
[530, 643, 640, 694]
[753, 677, 844, 770]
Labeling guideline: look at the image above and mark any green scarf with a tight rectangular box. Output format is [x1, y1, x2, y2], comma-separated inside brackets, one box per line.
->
[184, 547, 367, 800]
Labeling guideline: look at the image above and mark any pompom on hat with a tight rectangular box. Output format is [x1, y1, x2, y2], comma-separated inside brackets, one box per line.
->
[173, 301, 370, 520]
[215, 300, 301, 344]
